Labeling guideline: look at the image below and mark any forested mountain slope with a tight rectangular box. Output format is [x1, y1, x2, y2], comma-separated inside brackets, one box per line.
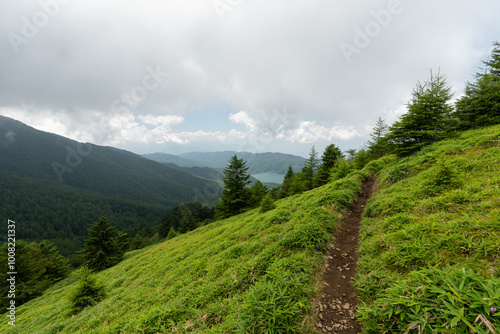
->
[0, 116, 221, 255]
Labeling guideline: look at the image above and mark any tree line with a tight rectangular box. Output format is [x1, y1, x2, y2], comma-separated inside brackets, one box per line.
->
[366, 41, 500, 158]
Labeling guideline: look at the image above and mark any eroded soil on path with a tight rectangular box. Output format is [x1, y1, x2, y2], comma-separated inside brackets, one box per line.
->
[315, 175, 375, 333]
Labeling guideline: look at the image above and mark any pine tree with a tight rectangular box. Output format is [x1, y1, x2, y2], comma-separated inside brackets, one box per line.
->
[249, 180, 268, 207]
[454, 42, 500, 129]
[81, 217, 126, 271]
[315, 144, 343, 187]
[484, 41, 500, 77]
[279, 165, 295, 198]
[302, 146, 320, 190]
[388, 71, 454, 156]
[367, 117, 389, 158]
[216, 155, 251, 218]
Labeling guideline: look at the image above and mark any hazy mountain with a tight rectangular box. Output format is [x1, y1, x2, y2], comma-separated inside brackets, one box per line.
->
[0, 116, 220, 207]
[145, 151, 305, 174]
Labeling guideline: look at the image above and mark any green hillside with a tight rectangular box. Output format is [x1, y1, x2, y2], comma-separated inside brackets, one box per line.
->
[357, 125, 500, 332]
[0, 171, 367, 333]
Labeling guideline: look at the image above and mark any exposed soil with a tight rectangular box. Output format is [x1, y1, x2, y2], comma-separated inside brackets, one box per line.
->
[314, 175, 375, 333]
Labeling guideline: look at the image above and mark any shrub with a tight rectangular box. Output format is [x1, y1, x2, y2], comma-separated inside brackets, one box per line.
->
[421, 162, 462, 196]
[280, 223, 330, 252]
[259, 194, 276, 213]
[70, 266, 105, 314]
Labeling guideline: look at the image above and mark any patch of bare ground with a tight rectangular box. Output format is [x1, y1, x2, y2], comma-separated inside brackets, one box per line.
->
[314, 174, 375, 333]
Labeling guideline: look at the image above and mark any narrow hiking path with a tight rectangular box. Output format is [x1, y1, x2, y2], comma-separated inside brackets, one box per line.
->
[315, 174, 375, 333]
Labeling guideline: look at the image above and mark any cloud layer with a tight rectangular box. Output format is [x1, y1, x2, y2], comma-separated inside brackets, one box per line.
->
[1, 0, 499, 155]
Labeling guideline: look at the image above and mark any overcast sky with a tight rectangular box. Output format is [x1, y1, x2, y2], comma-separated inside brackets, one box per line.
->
[1, 0, 499, 157]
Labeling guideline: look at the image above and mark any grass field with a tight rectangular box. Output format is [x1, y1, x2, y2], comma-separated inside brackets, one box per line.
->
[357, 125, 500, 332]
[1, 171, 369, 333]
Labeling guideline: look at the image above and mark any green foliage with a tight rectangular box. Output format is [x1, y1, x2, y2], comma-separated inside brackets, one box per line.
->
[388, 71, 454, 156]
[0, 172, 167, 258]
[329, 158, 352, 182]
[357, 125, 500, 331]
[237, 273, 311, 333]
[69, 266, 105, 314]
[301, 146, 320, 190]
[159, 202, 214, 237]
[2, 171, 366, 333]
[358, 267, 500, 333]
[315, 144, 343, 187]
[367, 117, 390, 158]
[81, 217, 127, 271]
[352, 147, 371, 170]
[361, 155, 397, 174]
[0, 240, 69, 310]
[259, 193, 276, 213]
[279, 165, 295, 198]
[454, 45, 500, 131]
[454, 41, 500, 130]
[249, 180, 269, 207]
[216, 155, 252, 218]
[421, 162, 463, 196]
[165, 227, 179, 240]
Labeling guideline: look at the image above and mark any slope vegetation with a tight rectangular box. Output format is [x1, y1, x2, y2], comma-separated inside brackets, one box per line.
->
[1, 171, 368, 333]
[357, 125, 500, 332]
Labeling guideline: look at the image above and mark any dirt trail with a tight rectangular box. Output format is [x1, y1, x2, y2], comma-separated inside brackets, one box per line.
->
[315, 175, 375, 333]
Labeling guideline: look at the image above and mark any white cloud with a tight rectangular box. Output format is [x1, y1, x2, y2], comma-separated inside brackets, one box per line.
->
[1, 0, 499, 155]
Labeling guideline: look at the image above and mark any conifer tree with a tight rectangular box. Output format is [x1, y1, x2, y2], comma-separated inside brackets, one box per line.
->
[216, 155, 251, 218]
[249, 180, 268, 207]
[279, 165, 295, 198]
[81, 217, 127, 271]
[302, 146, 320, 190]
[367, 117, 389, 158]
[454, 41, 500, 129]
[388, 71, 454, 156]
[70, 266, 105, 314]
[259, 193, 276, 213]
[315, 144, 343, 187]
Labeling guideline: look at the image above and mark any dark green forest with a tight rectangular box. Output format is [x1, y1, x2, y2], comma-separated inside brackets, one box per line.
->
[0, 172, 167, 257]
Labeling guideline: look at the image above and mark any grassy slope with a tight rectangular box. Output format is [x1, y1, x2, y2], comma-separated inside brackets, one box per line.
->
[2, 172, 368, 333]
[357, 125, 500, 332]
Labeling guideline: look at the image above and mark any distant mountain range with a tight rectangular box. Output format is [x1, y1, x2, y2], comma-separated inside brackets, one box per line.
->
[143, 151, 305, 175]
[0, 116, 222, 255]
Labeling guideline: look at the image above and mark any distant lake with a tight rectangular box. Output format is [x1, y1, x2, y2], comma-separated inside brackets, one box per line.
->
[252, 172, 285, 184]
